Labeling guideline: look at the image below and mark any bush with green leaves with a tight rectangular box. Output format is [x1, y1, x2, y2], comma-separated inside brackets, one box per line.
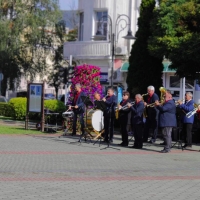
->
[0, 102, 9, 116]
[5, 98, 66, 120]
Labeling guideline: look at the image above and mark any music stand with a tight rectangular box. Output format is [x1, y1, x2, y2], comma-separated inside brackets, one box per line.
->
[78, 96, 94, 143]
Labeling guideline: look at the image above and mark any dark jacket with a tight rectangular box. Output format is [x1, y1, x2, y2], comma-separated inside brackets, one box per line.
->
[179, 99, 194, 124]
[72, 91, 86, 114]
[118, 99, 131, 118]
[104, 95, 117, 118]
[130, 101, 144, 124]
[156, 99, 177, 127]
[144, 93, 159, 120]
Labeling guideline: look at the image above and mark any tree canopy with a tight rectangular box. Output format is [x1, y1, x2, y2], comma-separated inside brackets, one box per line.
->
[0, 0, 62, 95]
[149, 0, 200, 80]
[127, 0, 163, 96]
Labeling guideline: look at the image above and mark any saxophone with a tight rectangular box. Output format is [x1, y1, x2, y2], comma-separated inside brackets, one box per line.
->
[142, 93, 148, 118]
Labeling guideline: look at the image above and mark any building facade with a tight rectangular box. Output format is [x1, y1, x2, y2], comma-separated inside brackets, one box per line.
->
[63, 0, 141, 92]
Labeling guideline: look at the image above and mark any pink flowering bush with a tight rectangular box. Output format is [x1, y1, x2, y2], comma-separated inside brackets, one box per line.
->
[68, 64, 102, 104]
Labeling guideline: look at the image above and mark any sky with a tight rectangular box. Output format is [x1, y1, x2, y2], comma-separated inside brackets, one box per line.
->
[59, 0, 78, 10]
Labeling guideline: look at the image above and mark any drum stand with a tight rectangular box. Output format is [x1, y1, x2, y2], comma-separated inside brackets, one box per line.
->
[78, 96, 94, 143]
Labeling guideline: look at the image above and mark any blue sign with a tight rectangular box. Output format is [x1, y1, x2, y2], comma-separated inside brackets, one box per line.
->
[100, 72, 108, 83]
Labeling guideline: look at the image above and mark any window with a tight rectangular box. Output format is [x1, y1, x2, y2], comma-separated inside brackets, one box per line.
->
[95, 11, 108, 40]
[79, 12, 84, 41]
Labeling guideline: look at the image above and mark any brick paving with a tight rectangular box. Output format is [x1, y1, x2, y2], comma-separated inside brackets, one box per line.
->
[0, 133, 200, 200]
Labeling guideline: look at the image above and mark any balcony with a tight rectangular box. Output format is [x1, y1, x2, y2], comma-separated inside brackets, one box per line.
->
[63, 41, 111, 60]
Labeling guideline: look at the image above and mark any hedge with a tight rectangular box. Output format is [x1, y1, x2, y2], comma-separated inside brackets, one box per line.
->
[0, 102, 10, 116]
[4, 98, 66, 120]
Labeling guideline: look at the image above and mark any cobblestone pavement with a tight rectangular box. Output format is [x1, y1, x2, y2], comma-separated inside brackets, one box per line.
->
[0, 133, 200, 200]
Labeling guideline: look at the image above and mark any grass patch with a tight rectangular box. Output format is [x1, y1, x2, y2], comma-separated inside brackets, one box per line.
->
[0, 125, 45, 135]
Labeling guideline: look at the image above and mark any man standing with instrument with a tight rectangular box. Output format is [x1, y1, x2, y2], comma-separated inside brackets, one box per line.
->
[155, 90, 177, 153]
[118, 91, 131, 147]
[177, 92, 194, 149]
[94, 91, 106, 111]
[102, 88, 117, 143]
[143, 85, 159, 143]
[69, 83, 86, 136]
[127, 94, 144, 149]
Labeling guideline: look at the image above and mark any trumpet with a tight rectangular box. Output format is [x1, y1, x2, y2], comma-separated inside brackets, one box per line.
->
[186, 104, 200, 118]
[142, 93, 148, 97]
[174, 99, 185, 106]
[116, 101, 135, 111]
[146, 101, 163, 107]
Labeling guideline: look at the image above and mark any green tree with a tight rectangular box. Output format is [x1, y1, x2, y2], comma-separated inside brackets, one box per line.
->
[127, 0, 163, 97]
[149, 0, 200, 80]
[0, 0, 61, 95]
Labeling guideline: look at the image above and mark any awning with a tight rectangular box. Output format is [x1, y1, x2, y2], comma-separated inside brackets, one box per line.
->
[120, 62, 129, 72]
[120, 61, 176, 73]
[163, 61, 176, 73]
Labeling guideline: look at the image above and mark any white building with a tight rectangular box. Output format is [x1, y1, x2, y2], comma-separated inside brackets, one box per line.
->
[63, 0, 141, 93]
[63, 0, 198, 102]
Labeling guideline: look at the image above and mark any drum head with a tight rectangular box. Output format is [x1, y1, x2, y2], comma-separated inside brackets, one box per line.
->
[91, 110, 104, 131]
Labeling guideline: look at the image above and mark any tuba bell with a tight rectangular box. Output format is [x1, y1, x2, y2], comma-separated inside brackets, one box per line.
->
[159, 87, 166, 103]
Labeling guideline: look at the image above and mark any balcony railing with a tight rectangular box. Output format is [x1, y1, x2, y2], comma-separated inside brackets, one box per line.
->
[63, 41, 111, 59]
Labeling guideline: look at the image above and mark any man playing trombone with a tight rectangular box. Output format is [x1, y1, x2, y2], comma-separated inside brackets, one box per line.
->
[118, 91, 131, 147]
[155, 90, 177, 153]
[177, 92, 194, 149]
[127, 94, 144, 149]
[143, 85, 159, 143]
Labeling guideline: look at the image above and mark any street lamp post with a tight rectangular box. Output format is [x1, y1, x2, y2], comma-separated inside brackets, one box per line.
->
[93, 14, 136, 88]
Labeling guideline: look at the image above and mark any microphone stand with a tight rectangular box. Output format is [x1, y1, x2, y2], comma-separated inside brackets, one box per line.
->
[101, 101, 120, 151]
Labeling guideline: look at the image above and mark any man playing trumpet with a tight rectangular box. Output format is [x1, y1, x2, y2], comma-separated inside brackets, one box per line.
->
[118, 91, 131, 147]
[177, 92, 194, 149]
[127, 94, 144, 149]
[155, 90, 177, 153]
[143, 85, 159, 143]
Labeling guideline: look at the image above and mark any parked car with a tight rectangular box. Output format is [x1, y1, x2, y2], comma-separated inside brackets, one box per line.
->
[0, 96, 8, 103]
[44, 93, 55, 100]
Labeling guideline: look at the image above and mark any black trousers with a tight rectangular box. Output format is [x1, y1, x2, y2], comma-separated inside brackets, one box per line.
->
[104, 116, 114, 141]
[182, 123, 193, 146]
[143, 117, 158, 142]
[133, 124, 144, 148]
[119, 117, 128, 144]
[72, 113, 85, 135]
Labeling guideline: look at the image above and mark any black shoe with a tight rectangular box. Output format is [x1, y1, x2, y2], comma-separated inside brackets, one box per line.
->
[160, 149, 170, 153]
[183, 144, 187, 148]
[159, 142, 166, 145]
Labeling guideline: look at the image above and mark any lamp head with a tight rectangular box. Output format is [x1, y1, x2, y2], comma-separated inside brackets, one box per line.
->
[122, 30, 136, 40]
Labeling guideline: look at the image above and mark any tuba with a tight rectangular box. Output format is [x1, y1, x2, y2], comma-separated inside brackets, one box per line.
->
[159, 87, 166, 103]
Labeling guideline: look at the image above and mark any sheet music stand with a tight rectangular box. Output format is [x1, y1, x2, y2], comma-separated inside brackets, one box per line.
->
[78, 96, 94, 143]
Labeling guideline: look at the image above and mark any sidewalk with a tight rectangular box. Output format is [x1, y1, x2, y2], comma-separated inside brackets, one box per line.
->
[0, 131, 200, 200]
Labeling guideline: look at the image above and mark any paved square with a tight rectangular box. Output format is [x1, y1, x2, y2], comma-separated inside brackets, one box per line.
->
[0, 133, 200, 200]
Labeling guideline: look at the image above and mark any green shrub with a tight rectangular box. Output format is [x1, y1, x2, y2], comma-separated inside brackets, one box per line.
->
[44, 99, 66, 113]
[0, 102, 9, 116]
[5, 98, 66, 121]
[8, 98, 27, 120]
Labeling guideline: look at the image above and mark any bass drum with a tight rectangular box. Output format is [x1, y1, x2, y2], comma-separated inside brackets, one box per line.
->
[87, 109, 104, 132]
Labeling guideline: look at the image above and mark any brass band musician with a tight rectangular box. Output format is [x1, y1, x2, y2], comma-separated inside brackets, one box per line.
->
[102, 88, 117, 143]
[176, 92, 194, 149]
[143, 85, 159, 143]
[93, 92, 106, 111]
[118, 91, 131, 147]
